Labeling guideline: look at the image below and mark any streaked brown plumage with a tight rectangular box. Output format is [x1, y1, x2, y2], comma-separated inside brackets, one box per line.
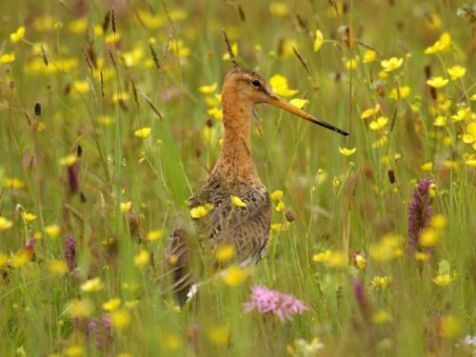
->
[165, 68, 348, 303]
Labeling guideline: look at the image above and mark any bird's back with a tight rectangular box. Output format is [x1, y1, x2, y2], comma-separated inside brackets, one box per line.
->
[189, 174, 271, 264]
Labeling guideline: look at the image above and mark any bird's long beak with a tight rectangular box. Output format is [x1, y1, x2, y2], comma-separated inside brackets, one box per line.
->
[266, 95, 349, 136]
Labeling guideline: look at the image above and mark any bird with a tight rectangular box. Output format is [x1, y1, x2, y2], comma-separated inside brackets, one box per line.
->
[164, 68, 348, 304]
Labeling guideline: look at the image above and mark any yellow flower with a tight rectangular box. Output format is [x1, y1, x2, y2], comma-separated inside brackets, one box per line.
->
[10, 26, 26, 43]
[354, 253, 366, 269]
[112, 91, 129, 103]
[433, 116, 447, 127]
[360, 104, 380, 119]
[0, 53, 16, 64]
[162, 333, 182, 351]
[59, 154, 78, 167]
[81, 277, 103, 293]
[190, 203, 213, 219]
[425, 13, 442, 30]
[372, 310, 392, 324]
[64, 344, 84, 357]
[103, 298, 121, 312]
[424, 32, 451, 54]
[447, 65, 466, 80]
[147, 229, 163, 241]
[433, 273, 454, 286]
[440, 315, 461, 338]
[22, 212, 37, 222]
[134, 127, 151, 138]
[270, 222, 290, 232]
[205, 95, 221, 107]
[222, 43, 238, 61]
[0, 253, 9, 268]
[231, 195, 247, 208]
[427, 77, 449, 89]
[269, 2, 289, 16]
[105, 32, 121, 44]
[11, 250, 33, 267]
[71, 80, 89, 94]
[443, 160, 458, 170]
[369, 234, 402, 262]
[326, 251, 347, 268]
[289, 98, 309, 110]
[4, 177, 25, 189]
[465, 159, 476, 167]
[68, 17, 87, 33]
[222, 265, 248, 286]
[414, 251, 430, 261]
[378, 70, 389, 79]
[339, 147, 356, 156]
[99, 115, 115, 126]
[47, 259, 68, 275]
[380, 57, 403, 72]
[269, 75, 299, 97]
[44, 224, 61, 238]
[66, 299, 94, 318]
[462, 123, 476, 144]
[207, 107, 223, 120]
[313, 30, 324, 52]
[208, 326, 230, 346]
[431, 214, 447, 230]
[451, 107, 471, 122]
[277, 39, 298, 58]
[33, 16, 56, 32]
[136, 9, 165, 29]
[275, 200, 285, 212]
[111, 309, 130, 330]
[120, 201, 132, 213]
[369, 116, 388, 131]
[420, 162, 433, 171]
[312, 250, 331, 263]
[169, 9, 187, 21]
[371, 275, 392, 289]
[215, 244, 235, 263]
[345, 57, 358, 70]
[389, 86, 410, 100]
[363, 49, 377, 63]
[419, 228, 439, 247]
[94, 25, 103, 37]
[134, 249, 150, 268]
[199, 83, 217, 94]
[471, 94, 476, 101]
[0, 217, 13, 231]
[270, 190, 283, 201]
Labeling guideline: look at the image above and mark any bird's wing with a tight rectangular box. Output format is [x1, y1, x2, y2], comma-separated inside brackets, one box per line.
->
[189, 179, 271, 263]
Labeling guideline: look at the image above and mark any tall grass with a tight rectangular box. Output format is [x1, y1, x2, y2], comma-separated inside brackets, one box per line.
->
[0, 0, 475, 355]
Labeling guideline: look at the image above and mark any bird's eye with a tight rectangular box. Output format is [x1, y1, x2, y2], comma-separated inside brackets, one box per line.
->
[251, 79, 261, 88]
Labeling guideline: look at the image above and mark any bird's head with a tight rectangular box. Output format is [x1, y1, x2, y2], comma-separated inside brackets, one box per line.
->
[222, 68, 348, 136]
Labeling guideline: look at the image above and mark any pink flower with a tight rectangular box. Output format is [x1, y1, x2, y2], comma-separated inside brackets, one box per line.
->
[243, 285, 310, 321]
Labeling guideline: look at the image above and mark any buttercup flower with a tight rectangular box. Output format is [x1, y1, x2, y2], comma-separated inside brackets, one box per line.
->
[380, 57, 403, 72]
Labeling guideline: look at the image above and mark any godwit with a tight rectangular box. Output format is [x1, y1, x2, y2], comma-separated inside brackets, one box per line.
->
[165, 68, 348, 303]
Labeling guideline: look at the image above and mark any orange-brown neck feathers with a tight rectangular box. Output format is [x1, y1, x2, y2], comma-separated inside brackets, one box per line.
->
[211, 76, 258, 182]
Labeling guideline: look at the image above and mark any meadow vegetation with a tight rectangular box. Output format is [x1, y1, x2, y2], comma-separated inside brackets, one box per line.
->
[1, 0, 476, 355]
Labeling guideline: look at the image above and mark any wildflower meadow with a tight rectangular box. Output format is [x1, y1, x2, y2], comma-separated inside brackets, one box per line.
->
[1, 0, 476, 356]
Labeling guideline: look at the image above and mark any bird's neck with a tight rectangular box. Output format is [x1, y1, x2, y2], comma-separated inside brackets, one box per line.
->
[211, 94, 259, 182]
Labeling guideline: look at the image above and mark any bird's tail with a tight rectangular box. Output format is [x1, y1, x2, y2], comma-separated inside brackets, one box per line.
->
[164, 228, 194, 305]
